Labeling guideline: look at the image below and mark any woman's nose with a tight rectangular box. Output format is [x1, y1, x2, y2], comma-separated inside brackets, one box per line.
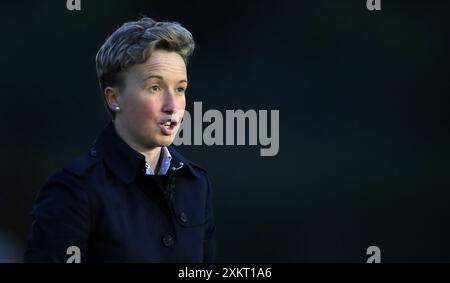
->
[162, 91, 176, 114]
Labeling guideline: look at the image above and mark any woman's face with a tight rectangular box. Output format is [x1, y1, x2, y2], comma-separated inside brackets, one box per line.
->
[112, 50, 187, 150]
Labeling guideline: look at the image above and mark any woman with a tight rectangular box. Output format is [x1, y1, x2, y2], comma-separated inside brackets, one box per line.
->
[25, 17, 216, 263]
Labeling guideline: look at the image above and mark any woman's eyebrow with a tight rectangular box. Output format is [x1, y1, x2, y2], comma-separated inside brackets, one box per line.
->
[142, 75, 188, 84]
[142, 75, 163, 82]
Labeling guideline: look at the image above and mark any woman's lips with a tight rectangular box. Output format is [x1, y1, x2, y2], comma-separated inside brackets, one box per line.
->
[159, 120, 178, 136]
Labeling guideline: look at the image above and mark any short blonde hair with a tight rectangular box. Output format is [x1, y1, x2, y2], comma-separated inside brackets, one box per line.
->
[95, 17, 195, 118]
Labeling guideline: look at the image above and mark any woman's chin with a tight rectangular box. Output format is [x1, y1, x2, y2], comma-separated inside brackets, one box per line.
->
[154, 135, 174, 147]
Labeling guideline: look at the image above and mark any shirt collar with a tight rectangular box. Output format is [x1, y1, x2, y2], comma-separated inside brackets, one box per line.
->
[93, 122, 197, 184]
[145, 146, 172, 175]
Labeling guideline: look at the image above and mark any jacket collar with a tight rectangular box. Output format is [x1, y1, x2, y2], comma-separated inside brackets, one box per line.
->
[94, 122, 197, 184]
[167, 144, 204, 179]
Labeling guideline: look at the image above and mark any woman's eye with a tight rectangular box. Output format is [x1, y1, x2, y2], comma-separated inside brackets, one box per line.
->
[149, 85, 160, 92]
[177, 87, 186, 94]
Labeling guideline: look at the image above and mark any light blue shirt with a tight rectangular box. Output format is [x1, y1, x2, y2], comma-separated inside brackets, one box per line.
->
[145, 147, 172, 175]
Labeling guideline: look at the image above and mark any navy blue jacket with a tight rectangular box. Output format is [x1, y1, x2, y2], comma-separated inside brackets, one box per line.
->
[25, 122, 216, 262]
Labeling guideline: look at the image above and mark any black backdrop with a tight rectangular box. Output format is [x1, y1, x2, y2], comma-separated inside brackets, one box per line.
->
[1, 0, 449, 262]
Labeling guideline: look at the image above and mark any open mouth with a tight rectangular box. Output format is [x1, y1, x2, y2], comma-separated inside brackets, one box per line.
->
[161, 120, 178, 130]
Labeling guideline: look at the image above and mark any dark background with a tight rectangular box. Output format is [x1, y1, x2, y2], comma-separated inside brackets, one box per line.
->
[1, 0, 449, 262]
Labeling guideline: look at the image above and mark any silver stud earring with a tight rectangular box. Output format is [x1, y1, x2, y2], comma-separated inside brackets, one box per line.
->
[115, 106, 120, 111]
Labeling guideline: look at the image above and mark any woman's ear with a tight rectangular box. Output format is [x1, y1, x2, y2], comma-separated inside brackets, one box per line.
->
[104, 87, 121, 112]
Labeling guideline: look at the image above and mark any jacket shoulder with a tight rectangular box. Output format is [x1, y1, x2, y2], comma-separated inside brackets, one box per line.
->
[62, 149, 102, 177]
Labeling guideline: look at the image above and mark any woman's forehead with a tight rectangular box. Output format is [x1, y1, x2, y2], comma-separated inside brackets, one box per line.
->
[132, 52, 187, 82]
